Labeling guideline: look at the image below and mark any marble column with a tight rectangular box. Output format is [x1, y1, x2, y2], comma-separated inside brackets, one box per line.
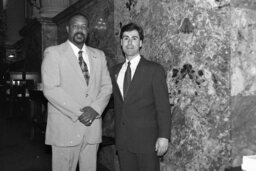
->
[40, 0, 69, 18]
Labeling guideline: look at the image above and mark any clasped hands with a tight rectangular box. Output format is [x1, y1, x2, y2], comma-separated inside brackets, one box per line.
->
[78, 106, 99, 126]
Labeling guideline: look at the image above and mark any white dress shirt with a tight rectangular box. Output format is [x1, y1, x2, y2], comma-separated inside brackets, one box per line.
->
[68, 40, 90, 73]
[117, 55, 141, 97]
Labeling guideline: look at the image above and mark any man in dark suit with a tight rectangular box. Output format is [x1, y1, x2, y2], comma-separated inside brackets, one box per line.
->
[111, 23, 171, 171]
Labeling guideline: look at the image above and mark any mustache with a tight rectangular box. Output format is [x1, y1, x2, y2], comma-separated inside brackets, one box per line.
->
[74, 32, 85, 37]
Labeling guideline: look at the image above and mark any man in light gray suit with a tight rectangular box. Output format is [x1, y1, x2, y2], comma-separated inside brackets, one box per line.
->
[41, 13, 112, 171]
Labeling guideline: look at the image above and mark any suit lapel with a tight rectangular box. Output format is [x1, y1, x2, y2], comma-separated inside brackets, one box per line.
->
[63, 41, 87, 87]
[86, 47, 97, 89]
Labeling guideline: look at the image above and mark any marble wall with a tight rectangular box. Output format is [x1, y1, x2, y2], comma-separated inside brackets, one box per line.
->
[231, 0, 256, 167]
[114, 0, 256, 170]
[114, 0, 231, 170]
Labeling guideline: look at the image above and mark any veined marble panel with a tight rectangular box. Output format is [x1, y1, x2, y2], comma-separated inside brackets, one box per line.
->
[231, 8, 256, 96]
[230, 0, 256, 168]
[114, 0, 256, 170]
[115, 0, 231, 170]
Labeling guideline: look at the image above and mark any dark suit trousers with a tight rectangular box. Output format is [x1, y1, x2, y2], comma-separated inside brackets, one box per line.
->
[118, 150, 160, 171]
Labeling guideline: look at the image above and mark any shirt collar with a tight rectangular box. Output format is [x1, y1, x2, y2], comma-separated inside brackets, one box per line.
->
[125, 54, 141, 66]
[68, 40, 86, 57]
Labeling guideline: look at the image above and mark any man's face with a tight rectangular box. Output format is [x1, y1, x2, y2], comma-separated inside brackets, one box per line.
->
[121, 30, 142, 59]
[66, 16, 88, 47]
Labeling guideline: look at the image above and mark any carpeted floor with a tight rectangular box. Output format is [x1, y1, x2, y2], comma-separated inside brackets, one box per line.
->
[0, 99, 111, 171]
[0, 115, 51, 171]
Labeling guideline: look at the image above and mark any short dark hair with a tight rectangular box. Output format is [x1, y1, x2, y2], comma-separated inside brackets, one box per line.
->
[67, 12, 89, 26]
[120, 23, 144, 41]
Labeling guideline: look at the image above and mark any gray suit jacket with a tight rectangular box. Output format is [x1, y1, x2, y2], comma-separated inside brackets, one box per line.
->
[41, 40, 112, 147]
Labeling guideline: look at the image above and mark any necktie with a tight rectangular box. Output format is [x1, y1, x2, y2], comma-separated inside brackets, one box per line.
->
[78, 50, 90, 85]
[123, 61, 131, 99]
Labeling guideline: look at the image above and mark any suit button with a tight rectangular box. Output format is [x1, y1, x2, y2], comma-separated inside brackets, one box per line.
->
[85, 94, 88, 97]
[122, 122, 125, 126]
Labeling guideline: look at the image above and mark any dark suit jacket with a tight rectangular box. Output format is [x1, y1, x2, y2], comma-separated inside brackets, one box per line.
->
[111, 57, 171, 153]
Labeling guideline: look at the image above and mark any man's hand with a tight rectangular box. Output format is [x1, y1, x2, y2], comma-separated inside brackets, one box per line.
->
[78, 106, 99, 126]
[155, 137, 169, 156]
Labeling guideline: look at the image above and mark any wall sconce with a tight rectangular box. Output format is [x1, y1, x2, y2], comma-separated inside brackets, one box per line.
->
[6, 49, 16, 59]
[178, 17, 194, 34]
[94, 17, 107, 30]
[8, 54, 15, 58]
